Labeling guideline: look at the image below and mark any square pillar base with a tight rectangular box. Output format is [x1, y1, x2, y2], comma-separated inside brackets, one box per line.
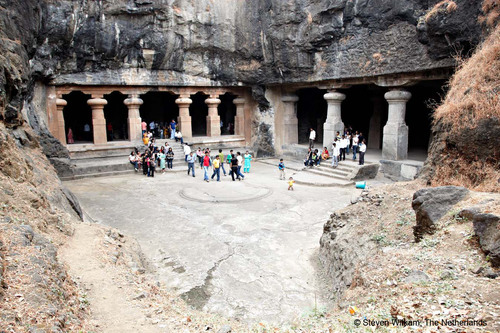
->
[178, 116, 192, 138]
[323, 121, 344, 147]
[283, 118, 298, 145]
[206, 115, 221, 137]
[93, 118, 107, 145]
[382, 123, 408, 160]
[128, 117, 142, 141]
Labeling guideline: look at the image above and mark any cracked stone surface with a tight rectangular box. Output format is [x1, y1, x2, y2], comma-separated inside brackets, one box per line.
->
[64, 161, 361, 323]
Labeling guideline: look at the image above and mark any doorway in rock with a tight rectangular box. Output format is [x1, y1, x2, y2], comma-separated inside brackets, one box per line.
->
[218, 93, 236, 135]
[103, 91, 128, 141]
[406, 80, 447, 155]
[296, 88, 327, 144]
[190, 92, 209, 136]
[139, 91, 178, 138]
[62, 91, 92, 143]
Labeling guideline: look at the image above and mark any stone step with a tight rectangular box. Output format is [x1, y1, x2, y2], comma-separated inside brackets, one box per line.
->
[304, 168, 352, 181]
[291, 171, 354, 187]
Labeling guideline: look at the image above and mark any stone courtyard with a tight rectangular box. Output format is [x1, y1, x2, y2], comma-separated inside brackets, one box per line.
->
[64, 160, 369, 323]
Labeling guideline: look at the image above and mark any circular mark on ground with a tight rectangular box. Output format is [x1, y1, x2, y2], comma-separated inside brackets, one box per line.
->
[179, 183, 273, 203]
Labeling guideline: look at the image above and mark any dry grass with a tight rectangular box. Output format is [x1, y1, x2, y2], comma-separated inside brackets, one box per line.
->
[479, 0, 500, 27]
[433, 25, 500, 131]
[425, 0, 458, 22]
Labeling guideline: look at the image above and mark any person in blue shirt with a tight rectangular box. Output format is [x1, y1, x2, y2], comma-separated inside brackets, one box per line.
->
[169, 119, 177, 139]
[278, 159, 285, 180]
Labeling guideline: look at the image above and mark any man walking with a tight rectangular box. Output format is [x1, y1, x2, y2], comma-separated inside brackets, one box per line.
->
[187, 151, 196, 177]
[309, 128, 316, 148]
[203, 151, 212, 182]
[218, 149, 227, 176]
[352, 132, 359, 160]
[211, 156, 221, 181]
[236, 152, 245, 180]
[183, 143, 191, 162]
[331, 142, 339, 168]
[230, 153, 240, 181]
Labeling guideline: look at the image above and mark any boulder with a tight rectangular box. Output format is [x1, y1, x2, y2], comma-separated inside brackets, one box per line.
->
[412, 186, 469, 241]
[472, 213, 500, 268]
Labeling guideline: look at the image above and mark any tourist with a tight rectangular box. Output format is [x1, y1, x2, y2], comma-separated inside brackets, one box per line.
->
[169, 119, 177, 139]
[339, 135, 347, 161]
[149, 120, 156, 137]
[142, 132, 149, 145]
[142, 153, 148, 175]
[278, 159, 285, 180]
[345, 131, 351, 154]
[243, 151, 252, 173]
[175, 129, 184, 143]
[129, 151, 138, 171]
[304, 148, 313, 167]
[67, 128, 74, 144]
[359, 139, 366, 165]
[331, 142, 339, 168]
[218, 149, 227, 176]
[107, 123, 113, 141]
[352, 131, 359, 160]
[187, 152, 196, 177]
[148, 154, 156, 177]
[158, 149, 166, 173]
[358, 132, 365, 144]
[183, 143, 191, 162]
[288, 177, 295, 191]
[321, 147, 329, 160]
[311, 150, 318, 167]
[230, 153, 240, 181]
[314, 149, 321, 166]
[202, 151, 212, 182]
[196, 147, 203, 168]
[141, 120, 147, 135]
[211, 155, 221, 182]
[83, 123, 91, 141]
[309, 128, 316, 148]
[335, 131, 341, 141]
[227, 150, 234, 177]
[236, 152, 245, 180]
[166, 147, 174, 169]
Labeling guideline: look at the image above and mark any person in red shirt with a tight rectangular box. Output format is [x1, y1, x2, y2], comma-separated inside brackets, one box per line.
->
[202, 151, 212, 182]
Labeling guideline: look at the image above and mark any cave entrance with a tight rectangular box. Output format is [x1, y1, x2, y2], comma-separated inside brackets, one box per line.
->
[62, 91, 92, 144]
[103, 91, 128, 141]
[139, 91, 179, 138]
[342, 85, 384, 149]
[405, 80, 447, 158]
[190, 92, 209, 136]
[296, 88, 327, 144]
[218, 92, 237, 135]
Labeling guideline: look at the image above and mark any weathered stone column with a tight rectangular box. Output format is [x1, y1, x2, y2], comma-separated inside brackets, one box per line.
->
[124, 95, 143, 141]
[282, 94, 299, 145]
[87, 98, 108, 144]
[205, 95, 221, 137]
[233, 98, 245, 136]
[323, 90, 345, 147]
[55, 98, 67, 145]
[382, 89, 411, 160]
[175, 95, 193, 138]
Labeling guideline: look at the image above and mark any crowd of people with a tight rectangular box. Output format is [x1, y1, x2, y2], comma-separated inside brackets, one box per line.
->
[305, 128, 367, 168]
[129, 139, 253, 182]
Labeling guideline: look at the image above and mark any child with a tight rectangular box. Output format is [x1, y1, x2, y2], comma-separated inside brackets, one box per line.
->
[288, 177, 295, 191]
[278, 159, 285, 180]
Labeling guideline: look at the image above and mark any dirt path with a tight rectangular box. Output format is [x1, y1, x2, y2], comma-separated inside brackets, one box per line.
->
[58, 223, 160, 333]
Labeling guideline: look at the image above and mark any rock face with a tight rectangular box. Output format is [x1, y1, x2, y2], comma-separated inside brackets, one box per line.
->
[459, 208, 500, 268]
[319, 212, 376, 296]
[412, 186, 469, 241]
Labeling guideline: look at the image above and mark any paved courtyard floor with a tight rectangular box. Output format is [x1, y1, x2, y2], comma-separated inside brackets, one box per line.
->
[64, 160, 366, 323]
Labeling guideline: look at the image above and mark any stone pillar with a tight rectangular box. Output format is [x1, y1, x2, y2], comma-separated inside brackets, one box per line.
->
[124, 95, 143, 141]
[323, 90, 345, 147]
[368, 96, 383, 150]
[175, 95, 193, 138]
[205, 96, 221, 137]
[382, 89, 411, 160]
[87, 98, 108, 145]
[55, 98, 67, 145]
[281, 94, 299, 145]
[233, 98, 245, 136]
